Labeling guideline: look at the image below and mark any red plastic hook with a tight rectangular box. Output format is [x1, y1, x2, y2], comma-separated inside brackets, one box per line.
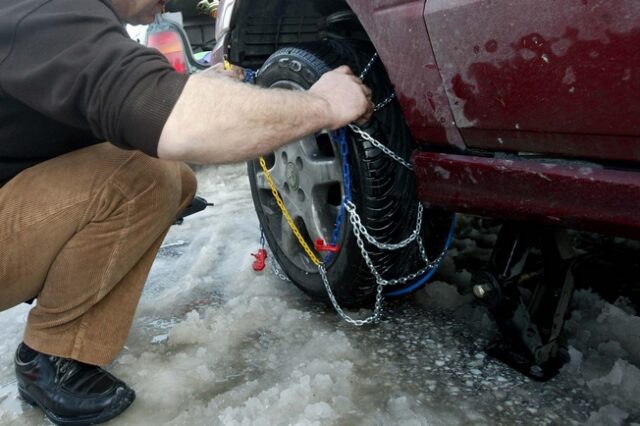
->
[314, 239, 340, 253]
[251, 248, 267, 271]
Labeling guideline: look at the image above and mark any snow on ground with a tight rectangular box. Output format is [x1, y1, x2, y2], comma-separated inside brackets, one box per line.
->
[1, 164, 639, 425]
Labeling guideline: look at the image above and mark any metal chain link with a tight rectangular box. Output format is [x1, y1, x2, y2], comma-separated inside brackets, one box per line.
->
[374, 93, 397, 112]
[319, 264, 385, 326]
[348, 124, 413, 170]
[345, 201, 423, 251]
[267, 246, 291, 282]
[358, 51, 396, 112]
[358, 52, 379, 80]
[348, 205, 448, 287]
[353, 53, 409, 170]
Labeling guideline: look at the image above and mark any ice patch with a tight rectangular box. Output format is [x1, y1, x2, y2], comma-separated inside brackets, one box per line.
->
[586, 404, 629, 426]
[588, 360, 640, 411]
[417, 281, 471, 310]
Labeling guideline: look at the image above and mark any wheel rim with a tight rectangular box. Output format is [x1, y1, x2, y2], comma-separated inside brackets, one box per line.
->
[253, 80, 345, 273]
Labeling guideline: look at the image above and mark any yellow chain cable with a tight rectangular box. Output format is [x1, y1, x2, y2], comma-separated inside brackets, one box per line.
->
[259, 157, 322, 266]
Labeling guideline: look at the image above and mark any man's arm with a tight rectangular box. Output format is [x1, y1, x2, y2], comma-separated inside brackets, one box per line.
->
[0, 0, 189, 156]
[158, 66, 373, 164]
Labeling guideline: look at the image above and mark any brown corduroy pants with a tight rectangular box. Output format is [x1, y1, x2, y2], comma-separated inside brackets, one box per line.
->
[0, 143, 197, 365]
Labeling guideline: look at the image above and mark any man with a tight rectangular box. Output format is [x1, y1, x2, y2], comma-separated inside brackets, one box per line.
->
[0, 0, 373, 424]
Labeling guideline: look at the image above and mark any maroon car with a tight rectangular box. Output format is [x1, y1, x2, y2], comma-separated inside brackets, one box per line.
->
[153, 0, 639, 380]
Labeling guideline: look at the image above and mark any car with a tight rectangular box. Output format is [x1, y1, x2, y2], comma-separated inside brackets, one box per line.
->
[149, 0, 640, 380]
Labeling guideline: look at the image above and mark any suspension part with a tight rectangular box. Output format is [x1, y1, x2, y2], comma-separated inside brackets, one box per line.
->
[472, 223, 576, 381]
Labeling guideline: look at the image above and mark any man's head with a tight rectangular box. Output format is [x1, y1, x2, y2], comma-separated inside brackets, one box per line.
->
[111, 0, 168, 25]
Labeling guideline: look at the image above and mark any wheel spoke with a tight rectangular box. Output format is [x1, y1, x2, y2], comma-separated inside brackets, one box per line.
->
[306, 198, 340, 244]
[279, 214, 298, 255]
[271, 150, 289, 185]
[255, 170, 270, 190]
[298, 133, 321, 158]
[302, 158, 343, 188]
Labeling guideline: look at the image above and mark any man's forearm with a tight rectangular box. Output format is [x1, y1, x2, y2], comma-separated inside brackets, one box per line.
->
[158, 74, 332, 164]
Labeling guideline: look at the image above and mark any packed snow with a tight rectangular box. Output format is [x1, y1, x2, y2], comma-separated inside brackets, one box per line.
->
[1, 164, 639, 425]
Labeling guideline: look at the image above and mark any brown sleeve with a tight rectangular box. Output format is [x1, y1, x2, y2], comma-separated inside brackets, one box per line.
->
[0, 0, 188, 156]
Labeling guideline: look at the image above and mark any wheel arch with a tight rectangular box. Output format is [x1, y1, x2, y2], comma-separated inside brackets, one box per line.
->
[227, 0, 377, 70]
[223, 0, 463, 152]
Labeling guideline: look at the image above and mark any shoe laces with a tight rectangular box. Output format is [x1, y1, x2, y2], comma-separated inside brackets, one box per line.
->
[49, 356, 80, 385]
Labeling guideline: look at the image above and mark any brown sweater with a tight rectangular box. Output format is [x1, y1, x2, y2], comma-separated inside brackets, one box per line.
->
[0, 0, 188, 184]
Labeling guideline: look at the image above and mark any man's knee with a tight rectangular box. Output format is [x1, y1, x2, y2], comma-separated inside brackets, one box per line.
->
[114, 152, 196, 222]
[178, 162, 197, 207]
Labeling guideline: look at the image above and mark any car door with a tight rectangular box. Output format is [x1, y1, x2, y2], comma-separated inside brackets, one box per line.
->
[424, 0, 640, 163]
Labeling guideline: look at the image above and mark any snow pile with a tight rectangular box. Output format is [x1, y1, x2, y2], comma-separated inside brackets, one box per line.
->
[0, 164, 638, 426]
[586, 404, 631, 426]
[169, 336, 358, 426]
[564, 290, 640, 422]
[587, 360, 640, 410]
[111, 266, 461, 425]
[413, 265, 640, 424]
[416, 280, 472, 310]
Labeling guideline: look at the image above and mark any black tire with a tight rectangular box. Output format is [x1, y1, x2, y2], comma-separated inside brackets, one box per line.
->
[248, 40, 452, 307]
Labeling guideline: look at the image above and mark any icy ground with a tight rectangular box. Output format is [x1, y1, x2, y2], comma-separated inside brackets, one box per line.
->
[1, 164, 639, 426]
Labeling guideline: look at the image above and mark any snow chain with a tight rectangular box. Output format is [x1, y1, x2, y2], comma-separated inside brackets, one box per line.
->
[254, 53, 451, 326]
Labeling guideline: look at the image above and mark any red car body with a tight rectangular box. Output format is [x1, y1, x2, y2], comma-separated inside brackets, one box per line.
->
[212, 0, 640, 238]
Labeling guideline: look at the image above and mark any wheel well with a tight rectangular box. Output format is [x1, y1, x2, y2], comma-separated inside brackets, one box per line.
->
[228, 0, 371, 69]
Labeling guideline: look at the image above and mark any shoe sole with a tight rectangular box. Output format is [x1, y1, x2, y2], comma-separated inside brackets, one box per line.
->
[18, 386, 135, 426]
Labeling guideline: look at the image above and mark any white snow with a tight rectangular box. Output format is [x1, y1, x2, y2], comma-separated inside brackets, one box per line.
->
[0, 164, 639, 425]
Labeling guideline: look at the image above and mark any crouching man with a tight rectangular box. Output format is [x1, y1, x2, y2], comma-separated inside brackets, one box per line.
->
[0, 0, 373, 424]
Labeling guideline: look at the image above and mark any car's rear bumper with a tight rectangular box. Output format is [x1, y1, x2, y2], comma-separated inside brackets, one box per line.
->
[413, 152, 640, 239]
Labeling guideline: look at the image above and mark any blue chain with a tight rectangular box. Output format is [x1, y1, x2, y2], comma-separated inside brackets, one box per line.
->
[324, 128, 352, 264]
[338, 128, 353, 202]
[244, 68, 257, 84]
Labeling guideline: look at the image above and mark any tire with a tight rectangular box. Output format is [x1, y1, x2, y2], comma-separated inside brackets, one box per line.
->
[247, 40, 453, 307]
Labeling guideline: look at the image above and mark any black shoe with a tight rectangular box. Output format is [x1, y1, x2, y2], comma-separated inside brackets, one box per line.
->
[15, 343, 135, 426]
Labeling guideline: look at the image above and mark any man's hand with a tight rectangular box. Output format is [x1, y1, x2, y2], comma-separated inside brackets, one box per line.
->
[309, 66, 374, 129]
